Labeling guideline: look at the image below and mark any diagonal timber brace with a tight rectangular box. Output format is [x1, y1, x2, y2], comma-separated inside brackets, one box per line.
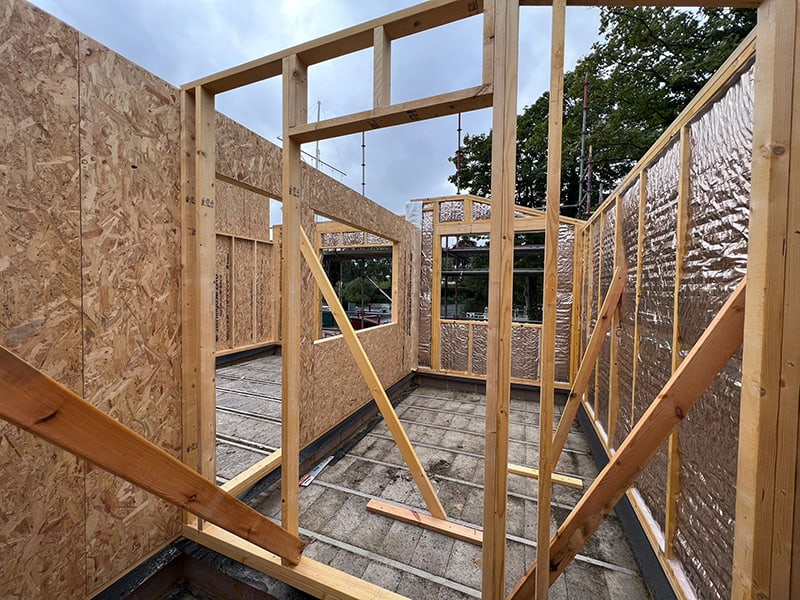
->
[298, 227, 447, 520]
[509, 277, 746, 598]
[0, 346, 305, 564]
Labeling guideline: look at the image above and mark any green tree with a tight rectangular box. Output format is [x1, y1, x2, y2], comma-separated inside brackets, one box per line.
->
[450, 7, 755, 218]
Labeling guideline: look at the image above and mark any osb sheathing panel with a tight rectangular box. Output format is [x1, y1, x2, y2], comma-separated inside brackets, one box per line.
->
[233, 238, 255, 348]
[256, 242, 275, 343]
[79, 34, 182, 592]
[0, 2, 85, 599]
[215, 235, 232, 351]
[216, 114, 281, 197]
[305, 323, 407, 445]
[215, 178, 269, 240]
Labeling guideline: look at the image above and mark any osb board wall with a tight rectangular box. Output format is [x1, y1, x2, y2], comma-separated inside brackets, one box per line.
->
[214, 179, 276, 352]
[216, 114, 416, 445]
[305, 323, 408, 445]
[1, 2, 183, 597]
[79, 30, 183, 593]
[0, 2, 86, 598]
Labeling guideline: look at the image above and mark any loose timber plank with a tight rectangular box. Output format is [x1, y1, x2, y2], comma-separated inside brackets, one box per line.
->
[536, 2, 566, 596]
[221, 449, 283, 498]
[482, 1, 518, 598]
[182, 0, 485, 93]
[367, 499, 483, 546]
[288, 85, 493, 143]
[552, 266, 625, 463]
[281, 54, 307, 542]
[0, 346, 304, 564]
[507, 463, 584, 489]
[298, 228, 447, 520]
[509, 279, 747, 598]
[184, 523, 407, 600]
[733, 0, 798, 596]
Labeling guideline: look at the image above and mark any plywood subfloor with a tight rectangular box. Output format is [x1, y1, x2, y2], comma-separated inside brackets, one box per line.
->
[215, 354, 651, 599]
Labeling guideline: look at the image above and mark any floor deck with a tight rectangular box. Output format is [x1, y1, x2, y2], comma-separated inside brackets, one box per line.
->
[215, 354, 651, 599]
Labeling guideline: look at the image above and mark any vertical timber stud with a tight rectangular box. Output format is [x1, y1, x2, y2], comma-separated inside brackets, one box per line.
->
[537, 1, 566, 597]
[631, 172, 647, 424]
[373, 25, 391, 108]
[665, 126, 690, 558]
[281, 53, 308, 546]
[733, 0, 799, 596]
[180, 89, 199, 527]
[481, 0, 518, 598]
[194, 86, 217, 489]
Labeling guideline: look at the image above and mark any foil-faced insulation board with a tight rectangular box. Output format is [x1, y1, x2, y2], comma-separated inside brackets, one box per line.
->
[472, 201, 491, 221]
[471, 324, 488, 375]
[440, 321, 469, 372]
[438, 200, 465, 222]
[511, 325, 541, 380]
[555, 223, 575, 383]
[614, 180, 641, 449]
[418, 205, 434, 367]
[673, 64, 754, 600]
[635, 139, 680, 532]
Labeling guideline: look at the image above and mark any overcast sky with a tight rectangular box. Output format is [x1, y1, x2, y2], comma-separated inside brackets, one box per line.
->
[29, 0, 602, 219]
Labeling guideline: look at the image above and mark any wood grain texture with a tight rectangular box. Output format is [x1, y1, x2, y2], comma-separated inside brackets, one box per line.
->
[0, 3, 85, 597]
[367, 499, 482, 546]
[511, 279, 746, 598]
[78, 33, 184, 591]
[0, 346, 305, 566]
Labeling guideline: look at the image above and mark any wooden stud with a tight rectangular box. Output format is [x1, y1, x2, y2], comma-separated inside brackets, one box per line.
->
[569, 226, 584, 385]
[281, 53, 308, 542]
[593, 211, 604, 418]
[631, 172, 647, 424]
[553, 267, 624, 468]
[299, 228, 447, 520]
[221, 449, 282, 498]
[481, 1, 518, 597]
[607, 199, 622, 444]
[373, 26, 391, 108]
[229, 235, 237, 350]
[0, 347, 304, 564]
[537, 1, 566, 596]
[507, 463, 584, 490]
[184, 523, 406, 600]
[288, 86, 493, 144]
[665, 126, 690, 558]
[367, 499, 482, 546]
[510, 279, 747, 597]
[195, 86, 217, 486]
[733, 0, 799, 596]
[482, 0, 495, 85]
[180, 89, 199, 496]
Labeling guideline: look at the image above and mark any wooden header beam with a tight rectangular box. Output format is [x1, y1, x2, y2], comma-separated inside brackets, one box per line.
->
[182, 0, 485, 94]
[0, 346, 305, 565]
[288, 85, 492, 144]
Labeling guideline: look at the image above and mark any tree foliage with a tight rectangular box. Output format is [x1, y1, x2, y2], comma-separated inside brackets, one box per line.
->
[450, 7, 755, 218]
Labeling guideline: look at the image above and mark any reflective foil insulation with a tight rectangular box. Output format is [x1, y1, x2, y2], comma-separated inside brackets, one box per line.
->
[438, 200, 464, 222]
[418, 205, 433, 367]
[596, 203, 616, 434]
[555, 223, 575, 383]
[511, 325, 541, 380]
[439, 321, 469, 372]
[673, 64, 754, 600]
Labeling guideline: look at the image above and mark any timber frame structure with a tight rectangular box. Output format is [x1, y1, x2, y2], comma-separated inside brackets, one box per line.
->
[1, 0, 799, 598]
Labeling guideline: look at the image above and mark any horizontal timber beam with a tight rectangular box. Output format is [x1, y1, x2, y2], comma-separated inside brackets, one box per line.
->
[184, 523, 408, 600]
[507, 463, 584, 489]
[0, 346, 304, 564]
[221, 449, 282, 497]
[509, 278, 747, 598]
[367, 499, 483, 546]
[182, 0, 485, 94]
[288, 85, 493, 143]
